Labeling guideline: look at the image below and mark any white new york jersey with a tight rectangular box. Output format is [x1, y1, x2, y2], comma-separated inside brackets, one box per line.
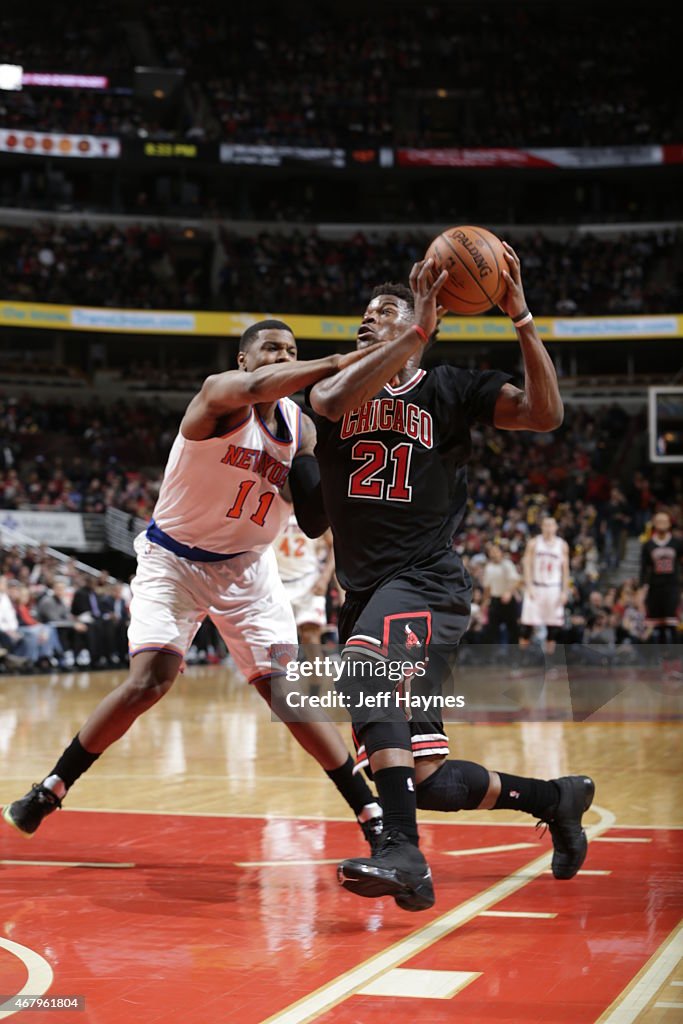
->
[532, 536, 564, 586]
[152, 398, 301, 555]
[276, 513, 322, 590]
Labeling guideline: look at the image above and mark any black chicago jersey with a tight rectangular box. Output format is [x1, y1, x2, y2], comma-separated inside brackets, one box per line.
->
[640, 536, 683, 590]
[313, 365, 511, 593]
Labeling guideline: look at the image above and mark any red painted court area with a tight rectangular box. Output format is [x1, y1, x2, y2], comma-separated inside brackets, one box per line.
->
[1, 811, 681, 1024]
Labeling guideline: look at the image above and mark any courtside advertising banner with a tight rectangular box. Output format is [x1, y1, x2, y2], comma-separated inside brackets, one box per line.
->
[0, 302, 681, 341]
[0, 129, 121, 159]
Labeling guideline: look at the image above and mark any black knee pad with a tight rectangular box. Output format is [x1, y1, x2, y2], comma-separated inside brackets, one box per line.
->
[416, 759, 490, 811]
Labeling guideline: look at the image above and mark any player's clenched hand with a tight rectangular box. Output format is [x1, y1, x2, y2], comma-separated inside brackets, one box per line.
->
[409, 258, 448, 341]
[497, 242, 528, 320]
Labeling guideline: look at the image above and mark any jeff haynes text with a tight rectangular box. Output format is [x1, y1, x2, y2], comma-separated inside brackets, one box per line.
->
[284, 691, 466, 711]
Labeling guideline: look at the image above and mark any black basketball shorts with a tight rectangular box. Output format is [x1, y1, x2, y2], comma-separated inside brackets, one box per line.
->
[337, 549, 471, 773]
[646, 586, 681, 623]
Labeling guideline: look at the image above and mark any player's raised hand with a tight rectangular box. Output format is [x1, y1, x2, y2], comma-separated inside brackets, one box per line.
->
[409, 258, 448, 342]
[497, 242, 528, 320]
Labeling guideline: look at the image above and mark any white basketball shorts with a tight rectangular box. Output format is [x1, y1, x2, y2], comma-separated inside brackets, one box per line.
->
[280, 571, 327, 629]
[128, 533, 297, 683]
[520, 585, 565, 628]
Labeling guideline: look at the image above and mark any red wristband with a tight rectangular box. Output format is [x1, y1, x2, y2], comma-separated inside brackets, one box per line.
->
[413, 324, 429, 344]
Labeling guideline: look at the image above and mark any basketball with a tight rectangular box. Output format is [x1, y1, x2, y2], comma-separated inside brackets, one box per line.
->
[425, 225, 507, 315]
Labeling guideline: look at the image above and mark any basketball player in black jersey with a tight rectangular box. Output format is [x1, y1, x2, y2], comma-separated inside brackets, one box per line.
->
[309, 249, 595, 911]
[640, 511, 682, 643]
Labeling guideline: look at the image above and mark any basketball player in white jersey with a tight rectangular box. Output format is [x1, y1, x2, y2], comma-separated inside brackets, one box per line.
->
[276, 516, 335, 645]
[521, 516, 570, 653]
[3, 320, 382, 844]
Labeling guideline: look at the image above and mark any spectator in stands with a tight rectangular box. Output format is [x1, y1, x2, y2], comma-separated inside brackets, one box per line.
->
[36, 579, 89, 669]
[615, 581, 652, 645]
[10, 583, 62, 667]
[602, 486, 631, 569]
[70, 574, 106, 667]
[0, 576, 29, 660]
[98, 581, 130, 664]
[482, 544, 522, 645]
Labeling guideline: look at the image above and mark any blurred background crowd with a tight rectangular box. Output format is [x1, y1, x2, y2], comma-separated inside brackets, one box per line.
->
[2, 2, 679, 147]
[1, 223, 680, 316]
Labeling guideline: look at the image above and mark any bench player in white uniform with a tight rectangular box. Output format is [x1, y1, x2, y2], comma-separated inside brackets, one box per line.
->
[276, 515, 334, 645]
[3, 320, 382, 845]
[521, 516, 570, 653]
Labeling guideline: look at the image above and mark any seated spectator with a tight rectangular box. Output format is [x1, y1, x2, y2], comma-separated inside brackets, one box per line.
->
[9, 582, 62, 667]
[0, 576, 29, 661]
[36, 578, 90, 669]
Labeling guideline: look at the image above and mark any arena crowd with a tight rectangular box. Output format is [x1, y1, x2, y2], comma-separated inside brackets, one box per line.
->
[1, 223, 680, 317]
[2, 2, 677, 147]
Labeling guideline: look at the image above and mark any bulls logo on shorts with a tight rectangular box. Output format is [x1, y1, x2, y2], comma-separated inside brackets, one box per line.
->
[404, 623, 422, 650]
[383, 611, 431, 662]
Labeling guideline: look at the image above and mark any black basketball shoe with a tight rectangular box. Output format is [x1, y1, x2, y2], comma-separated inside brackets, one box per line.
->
[338, 829, 435, 911]
[2, 783, 62, 837]
[542, 775, 595, 879]
[359, 814, 384, 855]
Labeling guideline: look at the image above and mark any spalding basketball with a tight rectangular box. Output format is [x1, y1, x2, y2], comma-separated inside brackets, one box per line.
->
[425, 225, 507, 315]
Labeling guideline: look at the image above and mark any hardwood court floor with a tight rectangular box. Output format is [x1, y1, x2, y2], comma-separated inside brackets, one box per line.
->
[1, 667, 682, 1024]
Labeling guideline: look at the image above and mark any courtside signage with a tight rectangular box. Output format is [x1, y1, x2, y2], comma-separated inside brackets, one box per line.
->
[0, 129, 120, 159]
[0, 302, 681, 340]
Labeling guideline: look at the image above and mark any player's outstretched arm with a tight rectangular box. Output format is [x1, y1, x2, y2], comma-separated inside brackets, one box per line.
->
[182, 349, 369, 439]
[492, 243, 563, 433]
[310, 259, 447, 422]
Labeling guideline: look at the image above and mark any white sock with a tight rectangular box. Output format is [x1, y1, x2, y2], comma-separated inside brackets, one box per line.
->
[357, 801, 382, 823]
[43, 775, 66, 799]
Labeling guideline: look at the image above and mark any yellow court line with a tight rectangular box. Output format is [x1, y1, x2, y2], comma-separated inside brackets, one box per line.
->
[261, 804, 615, 1024]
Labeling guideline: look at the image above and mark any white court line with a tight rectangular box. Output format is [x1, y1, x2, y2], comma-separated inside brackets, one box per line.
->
[359, 968, 481, 1000]
[543, 869, 611, 876]
[594, 837, 652, 844]
[444, 843, 534, 857]
[480, 911, 557, 919]
[654, 1002, 683, 1009]
[0, 937, 54, 1021]
[236, 859, 339, 868]
[671, 981, 683, 986]
[261, 804, 615, 1024]
[1, 859, 135, 869]
[597, 924, 683, 1023]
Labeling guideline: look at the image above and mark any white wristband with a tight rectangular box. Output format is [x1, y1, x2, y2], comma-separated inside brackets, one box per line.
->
[513, 312, 534, 329]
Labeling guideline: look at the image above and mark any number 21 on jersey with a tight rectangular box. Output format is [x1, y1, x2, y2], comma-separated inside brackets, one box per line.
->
[348, 441, 413, 502]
